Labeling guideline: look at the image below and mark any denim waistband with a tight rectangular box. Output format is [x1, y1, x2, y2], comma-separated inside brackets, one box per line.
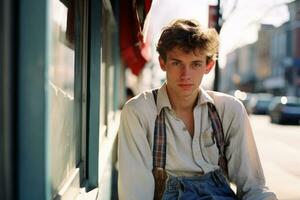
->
[165, 169, 228, 192]
[162, 170, 237, 200]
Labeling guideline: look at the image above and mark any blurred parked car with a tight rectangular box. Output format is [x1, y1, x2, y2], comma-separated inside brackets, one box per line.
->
[268, 96, 300, 125]
[248, 93, 273, 115]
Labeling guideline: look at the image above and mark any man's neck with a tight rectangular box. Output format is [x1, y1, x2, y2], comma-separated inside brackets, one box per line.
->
[166, 87, 199, 112]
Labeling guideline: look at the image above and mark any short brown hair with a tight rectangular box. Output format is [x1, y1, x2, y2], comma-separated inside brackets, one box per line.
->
[156, 19, 219, 63]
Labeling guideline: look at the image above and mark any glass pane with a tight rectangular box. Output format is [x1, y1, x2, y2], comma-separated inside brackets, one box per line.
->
[48, 0, 79, 197]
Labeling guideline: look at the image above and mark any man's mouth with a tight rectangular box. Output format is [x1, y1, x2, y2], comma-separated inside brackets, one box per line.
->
[178, 83, 193, 89]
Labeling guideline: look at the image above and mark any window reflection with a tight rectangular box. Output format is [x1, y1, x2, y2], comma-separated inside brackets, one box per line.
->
[49, 0, 78, 198]
[49, 0, 75, 97]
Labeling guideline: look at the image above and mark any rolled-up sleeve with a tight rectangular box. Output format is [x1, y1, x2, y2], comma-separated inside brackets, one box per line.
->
[224, 99, 277, 200]
[118, 102, 154, 200]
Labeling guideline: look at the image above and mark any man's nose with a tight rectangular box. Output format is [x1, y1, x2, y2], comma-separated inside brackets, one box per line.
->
[180, 65, 191, 77]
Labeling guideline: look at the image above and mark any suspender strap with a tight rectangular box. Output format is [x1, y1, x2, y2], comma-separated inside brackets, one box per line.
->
[153, 111, 167, 167]
[152, 88, 158, 105]
[152, 89, 167, 200]
[207, 102, 228, 177]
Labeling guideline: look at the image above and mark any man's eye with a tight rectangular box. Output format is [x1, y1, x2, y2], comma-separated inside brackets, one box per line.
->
[172, 61, 180, 66]
[192, 63, 202, 68]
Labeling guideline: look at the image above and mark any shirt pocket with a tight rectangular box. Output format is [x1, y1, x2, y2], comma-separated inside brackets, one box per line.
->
[202, 128, 215, 147]
[200, 127, 219, 165]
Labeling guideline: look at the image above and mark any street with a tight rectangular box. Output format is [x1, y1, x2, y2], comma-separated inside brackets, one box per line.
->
[249, 115, 300, 200]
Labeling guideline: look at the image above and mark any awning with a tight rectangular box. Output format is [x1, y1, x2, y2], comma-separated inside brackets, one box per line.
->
[119, 0, 152, 76]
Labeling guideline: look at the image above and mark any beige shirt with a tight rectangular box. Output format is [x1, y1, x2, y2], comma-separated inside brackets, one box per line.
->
[118, 84, 277, 200]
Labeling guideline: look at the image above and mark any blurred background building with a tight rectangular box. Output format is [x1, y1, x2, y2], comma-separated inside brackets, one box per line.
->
[221, 0, 300, 97]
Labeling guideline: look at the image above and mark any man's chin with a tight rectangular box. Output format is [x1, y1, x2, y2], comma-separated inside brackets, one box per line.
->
[179, 90, 197, 98]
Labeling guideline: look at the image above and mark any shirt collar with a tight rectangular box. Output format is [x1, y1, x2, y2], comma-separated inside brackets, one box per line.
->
[199, 87, 214, 105]
[156, 83, 215, 114]
[156, 83, 172, 113]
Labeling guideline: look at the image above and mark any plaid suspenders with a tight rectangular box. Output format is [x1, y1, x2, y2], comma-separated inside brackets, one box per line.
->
[207, 102, 228, 177]
[152, 89, 168, 200]
[151, 89, 228, 200]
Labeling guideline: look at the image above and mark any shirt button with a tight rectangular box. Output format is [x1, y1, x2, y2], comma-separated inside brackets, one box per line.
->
[182, 127, 187, 131]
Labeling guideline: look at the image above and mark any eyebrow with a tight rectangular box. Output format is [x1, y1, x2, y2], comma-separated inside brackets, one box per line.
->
[169, 58, 181, 62]
[191, 60, 204, 64]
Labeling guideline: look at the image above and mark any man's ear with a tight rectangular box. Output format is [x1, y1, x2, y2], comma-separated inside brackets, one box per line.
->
[159, 56, 166, 71]
[205, 60, 215, 74]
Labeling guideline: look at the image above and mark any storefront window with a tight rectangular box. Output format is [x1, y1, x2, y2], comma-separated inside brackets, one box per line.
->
[48, 0, 80, 197]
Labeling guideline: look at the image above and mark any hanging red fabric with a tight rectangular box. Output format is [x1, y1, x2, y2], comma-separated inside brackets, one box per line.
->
[119, 0, 152, 76]
[144, 0, 152, 13]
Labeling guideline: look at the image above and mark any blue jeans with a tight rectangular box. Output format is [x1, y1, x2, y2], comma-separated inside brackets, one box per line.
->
[162, 170, 237, 200]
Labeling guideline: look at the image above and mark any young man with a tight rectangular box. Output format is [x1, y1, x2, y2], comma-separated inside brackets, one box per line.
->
[118, 19, 277, 200]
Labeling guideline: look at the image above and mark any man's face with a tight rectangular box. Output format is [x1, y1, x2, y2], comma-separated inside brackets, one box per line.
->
[159, 47, 214, 99]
